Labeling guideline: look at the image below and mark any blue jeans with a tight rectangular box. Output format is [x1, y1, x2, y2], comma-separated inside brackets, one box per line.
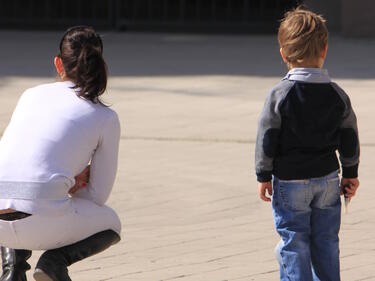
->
[272, 171, 341, 281]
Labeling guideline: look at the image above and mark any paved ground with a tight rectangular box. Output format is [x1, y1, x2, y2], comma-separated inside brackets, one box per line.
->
[0, 31, 375, 280]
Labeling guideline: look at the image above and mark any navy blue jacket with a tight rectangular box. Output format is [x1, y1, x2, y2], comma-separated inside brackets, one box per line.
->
[255, 68, 360, 182]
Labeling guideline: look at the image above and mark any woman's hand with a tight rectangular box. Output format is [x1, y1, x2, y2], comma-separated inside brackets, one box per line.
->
[69, 166, 90, 195]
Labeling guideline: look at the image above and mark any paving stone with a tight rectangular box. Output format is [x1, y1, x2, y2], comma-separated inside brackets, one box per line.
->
[0, 31, 373, 280]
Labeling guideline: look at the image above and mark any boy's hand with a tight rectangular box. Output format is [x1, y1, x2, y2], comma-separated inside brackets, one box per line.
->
[341, 178, 359, 200]
[258, 181, 273, 202]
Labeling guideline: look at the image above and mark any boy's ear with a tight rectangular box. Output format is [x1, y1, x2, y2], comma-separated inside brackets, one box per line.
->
[280, 48, 288, 63]
[321, 44, 328, 59]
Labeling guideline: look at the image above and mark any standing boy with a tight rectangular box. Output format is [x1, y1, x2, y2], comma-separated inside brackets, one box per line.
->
[255, 7, 360, 281]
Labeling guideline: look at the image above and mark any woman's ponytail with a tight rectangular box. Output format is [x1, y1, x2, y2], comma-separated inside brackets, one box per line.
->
[58, 26, 108, 105]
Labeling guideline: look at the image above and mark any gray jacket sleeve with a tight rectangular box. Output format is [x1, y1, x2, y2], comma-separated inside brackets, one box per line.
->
[332, 83, 360, 178]
[255, 80, 293, 182]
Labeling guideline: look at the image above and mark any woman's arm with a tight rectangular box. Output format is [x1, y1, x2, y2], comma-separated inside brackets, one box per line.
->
[73, 112, 121, 206]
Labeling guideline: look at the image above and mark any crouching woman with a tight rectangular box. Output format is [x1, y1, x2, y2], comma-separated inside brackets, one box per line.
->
[0, 26, 121, 281]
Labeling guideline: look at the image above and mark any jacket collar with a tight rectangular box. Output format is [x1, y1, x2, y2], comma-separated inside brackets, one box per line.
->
[283, 68, 331, 83]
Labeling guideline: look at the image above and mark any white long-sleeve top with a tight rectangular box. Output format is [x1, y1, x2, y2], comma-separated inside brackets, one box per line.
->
[0, 81, 120, 214]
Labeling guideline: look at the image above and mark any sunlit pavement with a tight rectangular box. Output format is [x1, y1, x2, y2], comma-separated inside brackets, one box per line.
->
[0, 31, 374, 280]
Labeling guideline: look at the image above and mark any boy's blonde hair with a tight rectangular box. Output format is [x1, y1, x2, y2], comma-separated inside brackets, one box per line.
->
[278, 7, 328, 65]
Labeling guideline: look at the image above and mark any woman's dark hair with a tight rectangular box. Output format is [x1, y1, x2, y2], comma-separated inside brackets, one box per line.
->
[59, 26, 107, 105]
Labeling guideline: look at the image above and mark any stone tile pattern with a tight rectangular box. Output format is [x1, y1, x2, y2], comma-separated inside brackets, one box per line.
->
[0, 32, 373, 280]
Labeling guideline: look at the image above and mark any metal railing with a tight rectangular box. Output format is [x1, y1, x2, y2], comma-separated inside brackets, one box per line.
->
[0, 0, 299, 31]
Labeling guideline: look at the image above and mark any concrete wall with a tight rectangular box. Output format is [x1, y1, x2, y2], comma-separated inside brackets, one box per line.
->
[342, 0, 375, 36]
[304, 0, 342, 33]
[304, 0, 375, 37]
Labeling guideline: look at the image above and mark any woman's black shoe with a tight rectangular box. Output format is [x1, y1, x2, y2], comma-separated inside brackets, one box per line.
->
[34, 230, 120, 281]
[0, 247, 32, 281]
